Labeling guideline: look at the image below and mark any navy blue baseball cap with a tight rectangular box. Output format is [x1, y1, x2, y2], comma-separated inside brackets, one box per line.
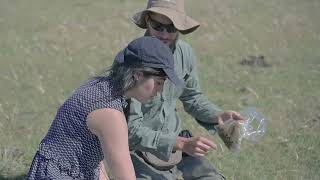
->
[115, 36, 183, 87]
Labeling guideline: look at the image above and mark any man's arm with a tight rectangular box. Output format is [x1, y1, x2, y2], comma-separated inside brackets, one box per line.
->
[179, 47, 223, 124]
[178, 45, 245, 134]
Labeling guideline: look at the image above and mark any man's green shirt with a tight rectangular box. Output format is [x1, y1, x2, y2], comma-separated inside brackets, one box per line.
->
[127, 39, 223, 161]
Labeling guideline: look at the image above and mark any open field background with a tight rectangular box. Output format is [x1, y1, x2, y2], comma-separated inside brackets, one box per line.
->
[0, 0, 319, 179]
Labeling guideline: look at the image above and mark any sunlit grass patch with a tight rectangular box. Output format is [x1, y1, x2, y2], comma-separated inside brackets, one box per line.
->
[1, 0, 320, 179]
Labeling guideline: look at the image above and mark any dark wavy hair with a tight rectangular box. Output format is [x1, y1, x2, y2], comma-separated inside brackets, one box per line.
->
[98, 61, 166, 95]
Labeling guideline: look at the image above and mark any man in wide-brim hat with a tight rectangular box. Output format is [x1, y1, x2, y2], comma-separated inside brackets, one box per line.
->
[124, 0, 244, 179]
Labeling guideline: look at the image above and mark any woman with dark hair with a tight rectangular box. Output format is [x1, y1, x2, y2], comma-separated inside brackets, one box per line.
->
[27, 36, 182, 180]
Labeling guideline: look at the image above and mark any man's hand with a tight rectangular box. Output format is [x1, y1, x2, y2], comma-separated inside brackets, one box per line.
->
[175, 136, 216, 157]
[217, 111, 245, 126]
[215, 111, 246, 151]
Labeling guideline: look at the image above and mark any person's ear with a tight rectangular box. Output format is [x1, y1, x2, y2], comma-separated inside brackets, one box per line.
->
[133, 72, 143, 81]
[145, 13, 149, 23]
[144, 12, 150, 24]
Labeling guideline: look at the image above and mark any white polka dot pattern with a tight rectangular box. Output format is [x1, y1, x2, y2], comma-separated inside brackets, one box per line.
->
[27, 77, 127, 179]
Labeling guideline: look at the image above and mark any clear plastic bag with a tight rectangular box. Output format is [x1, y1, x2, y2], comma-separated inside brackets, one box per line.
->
[240, 107, 267, 143]
[215, 107, 267, 152]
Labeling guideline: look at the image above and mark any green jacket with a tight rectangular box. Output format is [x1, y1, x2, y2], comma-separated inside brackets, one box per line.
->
[127, 39, 223, 161]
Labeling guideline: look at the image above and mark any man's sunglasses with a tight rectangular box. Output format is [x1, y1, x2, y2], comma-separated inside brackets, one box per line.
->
[147, 17, 177, 33]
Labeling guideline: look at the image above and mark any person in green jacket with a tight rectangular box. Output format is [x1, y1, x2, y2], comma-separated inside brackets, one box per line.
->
[123, 0, 245, 179]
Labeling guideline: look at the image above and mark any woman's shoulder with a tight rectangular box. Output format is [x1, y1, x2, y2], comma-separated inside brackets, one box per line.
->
[72, 77, 126, 112]
[76, 77, 113, 98]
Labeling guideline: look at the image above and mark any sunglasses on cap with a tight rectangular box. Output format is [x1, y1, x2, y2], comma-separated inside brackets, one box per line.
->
[147, 17, 177, 33]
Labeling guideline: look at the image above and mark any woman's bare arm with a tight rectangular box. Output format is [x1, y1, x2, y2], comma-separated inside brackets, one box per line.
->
[87, 108, 136, 180]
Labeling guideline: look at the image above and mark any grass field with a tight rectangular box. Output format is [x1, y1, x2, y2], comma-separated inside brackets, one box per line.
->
[0, 0, 319, 179]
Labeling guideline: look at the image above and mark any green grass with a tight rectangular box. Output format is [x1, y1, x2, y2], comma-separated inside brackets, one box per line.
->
[1, 0, 319, 179]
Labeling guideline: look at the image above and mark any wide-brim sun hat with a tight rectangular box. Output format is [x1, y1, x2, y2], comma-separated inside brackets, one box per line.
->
[115, 36, 183, 87]
[132, 0, 200, 35]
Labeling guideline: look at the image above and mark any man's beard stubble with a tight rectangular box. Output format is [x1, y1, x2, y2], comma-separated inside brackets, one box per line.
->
[144, 29, 179, 52]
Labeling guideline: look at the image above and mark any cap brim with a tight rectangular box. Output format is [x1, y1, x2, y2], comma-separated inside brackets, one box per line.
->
[163, 68, 184, 87]
[132, 8, 200, 35]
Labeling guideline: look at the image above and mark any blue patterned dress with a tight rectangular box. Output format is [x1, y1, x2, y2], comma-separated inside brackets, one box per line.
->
[27, 77, 127, 179]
